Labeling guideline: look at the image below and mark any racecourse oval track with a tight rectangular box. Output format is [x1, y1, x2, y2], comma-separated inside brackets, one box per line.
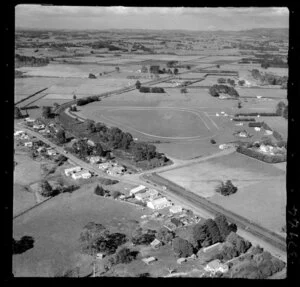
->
[77, 106, 220, 141]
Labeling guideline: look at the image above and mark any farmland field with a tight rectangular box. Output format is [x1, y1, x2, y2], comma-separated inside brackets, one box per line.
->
[159, 152, 286, 232]
[13, 182, 149, 277]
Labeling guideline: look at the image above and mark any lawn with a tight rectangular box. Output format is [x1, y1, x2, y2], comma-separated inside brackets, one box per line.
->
[13, 182, 150, 277]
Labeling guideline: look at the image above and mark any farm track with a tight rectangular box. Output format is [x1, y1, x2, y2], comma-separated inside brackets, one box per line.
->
[143, 173, 286, 253]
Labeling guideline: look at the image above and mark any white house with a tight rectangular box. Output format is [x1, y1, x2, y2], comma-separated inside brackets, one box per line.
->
[147, 197, 172, 210]
[142, 257, 157, 265]
[107, 165, 125, 176]
[216, 113, 220, 117]
[235, 123, 243, 126]
[177, 258, 187, 265]
[265, 130, 273, 135]
[33, 124, 45, 130]
[88, 156, 101, 164]
[169, 205, 183, 214]
[87, 139, 95, 146]
[96, 253, 105, 260]
[254, 127, 261, 132]
[72, 170, 91, 180]
[129, 185, 147, 196]
[150, 239, 162, 249]
[14, 130, 25, 137]
[24, 141, 33, 147]
[25, 117, 35, 122]
[98, 162, 113, 171]
[37, 146, 46, 153]
[47, 149, 57, 156]
[204, 259, 229, 274]
[64, 166, 82, 176]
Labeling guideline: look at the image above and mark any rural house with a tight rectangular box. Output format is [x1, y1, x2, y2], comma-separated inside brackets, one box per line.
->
[147, 197, 172, 210]
[150, 239, 162, 249]
[142, 257, 157, 265]
[135, 191, 151, 202]
[24, 141, 33, 147]
[72, 170, 91, 180]
[129, 185, 147, 196]
[64, 166, 82, 176]
[169, 205, 183, 214]
[204, 259, 229, 274]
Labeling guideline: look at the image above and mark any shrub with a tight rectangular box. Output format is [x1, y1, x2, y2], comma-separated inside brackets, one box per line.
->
[210, 139, 216, 144]
[205, 219, 222, 244]
[139, 86, 151, 93]
[39, 180, 55, 197]
[172, 237, 194, 258]
[111, 190, 122, 199]
[13, 236, 35, 254]
[94, 185, 106, 196]
[215, 180, 238, 196]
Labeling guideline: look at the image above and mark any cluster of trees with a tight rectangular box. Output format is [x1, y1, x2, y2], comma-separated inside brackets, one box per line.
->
[88, 73, 97, 79]
[238, 80, 245, 86]
[39, 180, 58, 197]
[94, 185, 121, 198]
[212, 232, 252, 262]
[56, 129, 67, 144]
[231, 247, 285, 279]
[218, 78, 235, 86]
[15, 54, 49, 68]
[172, 237, 194, 258]
[42, 106, 54, 118]
[209, 84, 240, 98]
[236, 146, 286, 163]
[131, 228, 156, 245]
[215, 180, 238, 196]
[276, 101, 288, 119]
[72, 138, 104, 159]
[13, 236, 35, 254]
[83, 119, 167, 163]
[235, 112, 278, 117]
[156, 227, 175, 245]
[14, 107, 23, 119]
[251, 69, 288, 87]
[76, 96, 100, 106]
[79, 222, 127, 256]
[139, 86, 165, 93]
[260, 55, 288, 69]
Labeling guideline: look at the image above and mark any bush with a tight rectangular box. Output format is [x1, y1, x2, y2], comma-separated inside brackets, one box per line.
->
[13, 236, 35, 254]
[114, 247, 138, 264]
[172, 237, 194, 258]
[215, 180, 238, 196]
[210, 139, 216, 144]
[131, 228, 156, 245]
[94, 185, 106, 196]
[226, 232, 251, 254]
[111, 190, 122, 199]
[88, 73, 97, 79]
[139, 86, 151, 93]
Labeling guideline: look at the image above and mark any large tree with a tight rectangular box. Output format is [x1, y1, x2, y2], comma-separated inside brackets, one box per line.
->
[56, 129, 66, 144]
[214, 214, 232, 241]
[42, 106, 52, 118]
[172, 237, 194, 258]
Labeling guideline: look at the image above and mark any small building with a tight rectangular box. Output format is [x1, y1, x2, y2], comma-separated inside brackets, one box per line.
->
[169, 205, 183, 214]
[87, 140, 95, 147]
[265, 130, 273, 135]
[216, 113, 220, 117]
[204, 259, 229, 274]
[129, 185, 147, 196]
[47, 149, 57, 156]
[254, 127, 261, 132]
[72, 170, 91, 180]
[33, 124, 45, 130]
[235, 123, 243, 126]
[150, 239, 162, 249]
[177, 258, 187, 265]
[88, 156, 101, 164]
[142, 257, 157, 265]
[14, 130, 25, 137]
[37, 146, 46, 153]
[163, 223, 177, 232]
[24, 141, 33, 147]
[25, 117, 35, 122]
[107, 165, 125, 176]
[202, 242, 221, 253]
[147, 197, 172, 210]
[96, 253, 105, 260]
[64, 166, 82, 176]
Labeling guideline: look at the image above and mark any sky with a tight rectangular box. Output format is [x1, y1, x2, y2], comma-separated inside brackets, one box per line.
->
[15, 6, 289, 31]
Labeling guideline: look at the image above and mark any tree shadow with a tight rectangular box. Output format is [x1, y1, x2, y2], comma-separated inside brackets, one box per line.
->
[13, 236, 35, 255]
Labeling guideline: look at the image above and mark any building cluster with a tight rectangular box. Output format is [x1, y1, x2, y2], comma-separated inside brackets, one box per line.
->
[14, 129, 58, 158]
[64, 166, 92, 180]
[98, 161, 126, 176]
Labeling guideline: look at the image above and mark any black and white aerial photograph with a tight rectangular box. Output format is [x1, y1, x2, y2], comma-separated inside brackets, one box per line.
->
[11, 5, 293, 278]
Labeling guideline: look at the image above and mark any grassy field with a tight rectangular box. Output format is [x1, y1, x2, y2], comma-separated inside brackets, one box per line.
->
[13, 183, 37, 216]
[259, 116, 288, 139]
[159, 152, 286, 232]
[13, 181, 150, 277]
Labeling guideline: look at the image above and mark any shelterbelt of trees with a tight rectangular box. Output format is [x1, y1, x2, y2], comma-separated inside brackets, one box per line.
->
[15, 54, 50, 68]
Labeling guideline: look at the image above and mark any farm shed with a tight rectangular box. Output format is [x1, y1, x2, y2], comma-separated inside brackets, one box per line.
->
[129, 185, 147, 196]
